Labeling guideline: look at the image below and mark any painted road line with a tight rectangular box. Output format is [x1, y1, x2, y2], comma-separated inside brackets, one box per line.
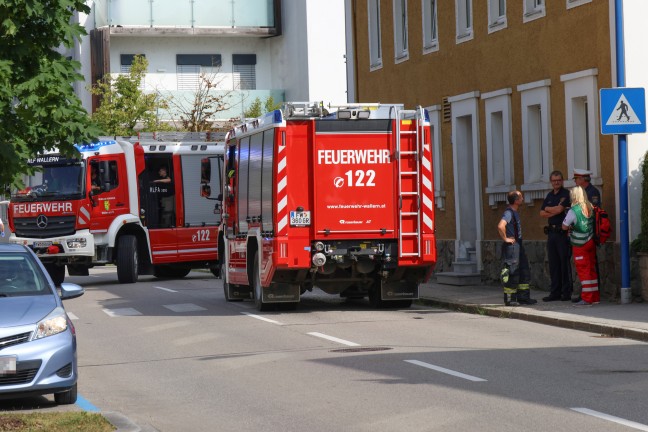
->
[67, 312, 79, 320]
[307, 332, 360, 347]
[76, 394, 100, 412]
[241, 312, 283, 325]
[163, 303, 206, 313]
[154, 286, 178, 293]
[571, 408, 648, 431]
[404, 360, 487, 382]
[103, 308, 142, 317]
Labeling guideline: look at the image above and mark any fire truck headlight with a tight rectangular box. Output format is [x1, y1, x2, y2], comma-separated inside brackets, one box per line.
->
[66, 238, 87, 248]
[314, 242, 325, 252]
[312, 253, 327, 267]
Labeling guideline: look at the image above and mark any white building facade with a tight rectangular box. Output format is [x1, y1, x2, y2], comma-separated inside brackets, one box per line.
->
[71, 0, 347, 123]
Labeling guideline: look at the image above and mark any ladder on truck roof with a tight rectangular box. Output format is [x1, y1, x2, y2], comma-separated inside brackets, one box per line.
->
[395, 107, 425, 259]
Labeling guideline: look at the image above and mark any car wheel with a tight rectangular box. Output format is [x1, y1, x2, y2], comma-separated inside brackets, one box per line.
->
[117, 235, 138, 284]
[54, 383, 77, 405]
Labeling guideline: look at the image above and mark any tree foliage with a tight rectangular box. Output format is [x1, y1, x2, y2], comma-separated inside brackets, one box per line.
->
[165, 71, 234, 132]
[90, 55, 167, 135]
[244, 96, 282, 119]
[634, 150, 648, 254]
[0, 0, 101, 187]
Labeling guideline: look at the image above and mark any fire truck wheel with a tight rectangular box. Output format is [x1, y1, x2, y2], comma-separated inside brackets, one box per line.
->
[252, 252, 271, 311]
[117, 235, 139, 284]
[210, 265, 221, 278]
[44, 264, 65, 286]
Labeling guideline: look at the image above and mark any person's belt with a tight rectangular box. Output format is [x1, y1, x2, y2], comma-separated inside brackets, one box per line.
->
[544, 225, 564, 234]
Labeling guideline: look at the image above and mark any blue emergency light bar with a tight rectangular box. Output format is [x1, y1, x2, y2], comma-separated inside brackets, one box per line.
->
[74, 141, 117, 152]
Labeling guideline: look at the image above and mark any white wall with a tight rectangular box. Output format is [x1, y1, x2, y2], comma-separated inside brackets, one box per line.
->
[623, 0, 648, 239]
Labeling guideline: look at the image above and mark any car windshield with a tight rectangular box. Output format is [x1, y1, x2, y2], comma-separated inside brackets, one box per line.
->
[0, 253, 50, 297]
[12, 157, 85, 201]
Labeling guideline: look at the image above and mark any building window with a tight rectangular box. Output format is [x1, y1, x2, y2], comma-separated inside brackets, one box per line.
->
[517, 79, 552, 203]
[393, 0, 408, 63]
[425, 105, 444, 209]
[176, 54, 221, 91]
[233, 54, 257, 90]
[422, 0, 439, 54]
[482, 89, 514, 207]
[561, 69, 600, 183]
[455, 0, 473, 44]
[523, 0, 545, 23]
[487, 0, 507, 34]
[566, 0, 592, 9]
[368, 0, 382, 70]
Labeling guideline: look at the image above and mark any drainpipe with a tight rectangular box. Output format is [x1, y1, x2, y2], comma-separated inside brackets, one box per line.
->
[615, 0, 631, 304]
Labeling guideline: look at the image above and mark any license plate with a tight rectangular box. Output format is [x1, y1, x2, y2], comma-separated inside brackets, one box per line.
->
[33, 241, 52, 248]
[290, 210, 311, 227]
[0, 356, 17, 375]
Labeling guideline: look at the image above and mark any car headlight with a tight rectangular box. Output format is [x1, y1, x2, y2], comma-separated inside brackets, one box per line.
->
[33, 307, 68, 340]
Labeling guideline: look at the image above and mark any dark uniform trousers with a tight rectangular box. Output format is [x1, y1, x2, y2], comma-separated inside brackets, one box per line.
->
[546, 226, 572, 299]
[501, 240, 531, 304]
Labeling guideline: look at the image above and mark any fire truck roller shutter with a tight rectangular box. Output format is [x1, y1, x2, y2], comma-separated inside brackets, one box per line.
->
[261, 129, 274, 233]
[181, 155, 222, 226]
[238, 136, 250, 233]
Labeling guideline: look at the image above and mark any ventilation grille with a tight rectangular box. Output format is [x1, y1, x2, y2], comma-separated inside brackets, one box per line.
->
[442, 97, 451, 123]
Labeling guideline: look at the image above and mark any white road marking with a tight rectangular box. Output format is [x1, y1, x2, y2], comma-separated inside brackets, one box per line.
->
[103, 308, 142, 317]
[307, 332, 360, 347]
[571, 408, 648, 431]
[404, 360, 487, 382]
[163, 303, 206, 313]
[241, 312, 283, 325]
[153, 286, 178, 293]
[67, 312, 79, 320]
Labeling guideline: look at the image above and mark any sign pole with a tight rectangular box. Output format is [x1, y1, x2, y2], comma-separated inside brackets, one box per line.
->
[615, 0, 631, 304]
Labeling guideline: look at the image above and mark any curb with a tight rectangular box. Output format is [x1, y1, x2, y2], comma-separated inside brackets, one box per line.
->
[416, 298, 648, 343]
[102, 411, 159, 432]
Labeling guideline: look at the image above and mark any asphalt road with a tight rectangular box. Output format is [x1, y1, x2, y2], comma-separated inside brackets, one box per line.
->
[3, 268, 648, 432]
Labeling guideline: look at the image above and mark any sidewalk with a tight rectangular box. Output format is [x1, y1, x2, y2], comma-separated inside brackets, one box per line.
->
[418, 282, 648, 343]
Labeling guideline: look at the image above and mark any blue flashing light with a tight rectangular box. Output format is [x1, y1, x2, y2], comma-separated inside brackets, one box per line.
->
[423, 109, 430, 123]
[272, 109, 283, 124]
[74, 141, 117, 152]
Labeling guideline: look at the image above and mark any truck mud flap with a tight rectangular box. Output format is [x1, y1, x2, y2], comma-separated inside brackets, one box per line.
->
[380, 279, 419, 301]
[262, 283, 300, 303]
[227, 284, 253, 300]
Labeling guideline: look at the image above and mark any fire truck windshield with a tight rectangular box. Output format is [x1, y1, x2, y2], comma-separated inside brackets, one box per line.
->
[13, 162, 85, 201]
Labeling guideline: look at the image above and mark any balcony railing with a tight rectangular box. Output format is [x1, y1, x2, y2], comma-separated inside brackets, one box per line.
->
[94, 0, 278, 30]
[154, 89, 285, 123]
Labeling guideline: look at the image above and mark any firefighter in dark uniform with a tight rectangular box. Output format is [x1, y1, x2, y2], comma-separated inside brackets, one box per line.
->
[572, 168, 602, 302]
[540, 170, 572, 301]
[498, 191, 537, 306]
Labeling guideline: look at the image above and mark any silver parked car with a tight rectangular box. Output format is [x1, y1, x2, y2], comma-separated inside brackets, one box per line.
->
[0, 244, 84, 404]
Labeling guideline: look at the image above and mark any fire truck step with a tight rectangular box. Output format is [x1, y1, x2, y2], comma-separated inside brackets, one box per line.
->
[399, 131, 417, 135]
[400, 151, 418, 155]
[401, 171, 418, 175]
[401, 232, 419, 236]
[401, 212, 418, 216]
[401, 192, 418, 196]
[400, 252, 421, 257]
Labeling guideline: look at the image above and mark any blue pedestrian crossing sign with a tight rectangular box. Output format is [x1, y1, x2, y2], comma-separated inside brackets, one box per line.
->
[600, 87, 646, 135]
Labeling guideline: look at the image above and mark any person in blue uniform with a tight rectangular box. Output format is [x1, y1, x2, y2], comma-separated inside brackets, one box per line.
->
[540, 171, 572, 301]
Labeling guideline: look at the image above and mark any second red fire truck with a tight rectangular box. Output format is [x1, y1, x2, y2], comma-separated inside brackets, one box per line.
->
[8, 133, 224, 285]
[220, 102, 437, 310]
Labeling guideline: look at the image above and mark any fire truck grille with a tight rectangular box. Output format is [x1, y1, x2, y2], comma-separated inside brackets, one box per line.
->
[13, 216, 77, 239]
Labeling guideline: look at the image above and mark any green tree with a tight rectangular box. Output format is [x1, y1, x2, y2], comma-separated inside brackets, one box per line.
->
[0, 0, 101, 186]
[244, 95, 282, 118]
[91, 55, 167, 135]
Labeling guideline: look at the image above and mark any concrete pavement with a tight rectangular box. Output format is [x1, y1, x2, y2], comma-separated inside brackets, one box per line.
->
[418, 281, 648, 343]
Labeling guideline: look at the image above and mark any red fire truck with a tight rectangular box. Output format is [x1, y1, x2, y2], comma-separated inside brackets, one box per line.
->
[220, 102, 437, 310]
[8, 133, 224, 285]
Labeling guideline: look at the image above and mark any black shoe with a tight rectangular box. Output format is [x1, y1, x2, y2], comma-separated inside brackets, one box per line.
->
[518, 298, 538, 305]
[542, 295, 561, 302]
[571, 296, 582, 303]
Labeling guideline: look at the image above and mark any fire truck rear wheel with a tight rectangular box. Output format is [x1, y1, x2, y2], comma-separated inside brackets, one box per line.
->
[253, 252, 271, 311]
[44, 263, 65, 286]
[117, 235, 139, 284]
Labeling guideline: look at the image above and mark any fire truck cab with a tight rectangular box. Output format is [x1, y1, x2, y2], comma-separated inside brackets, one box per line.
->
[221, 102, 437, 310]
[8, 133, 224, 285]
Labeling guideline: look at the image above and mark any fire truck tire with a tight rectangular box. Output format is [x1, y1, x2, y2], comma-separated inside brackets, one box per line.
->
[117, 235, 139, 284]
[210, 265, 221, 278]
[252, 252, 271, 311]
[45, 264, 65, 286]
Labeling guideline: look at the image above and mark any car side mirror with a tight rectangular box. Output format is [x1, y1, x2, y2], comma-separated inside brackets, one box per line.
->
[59, 283, 85, 300]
